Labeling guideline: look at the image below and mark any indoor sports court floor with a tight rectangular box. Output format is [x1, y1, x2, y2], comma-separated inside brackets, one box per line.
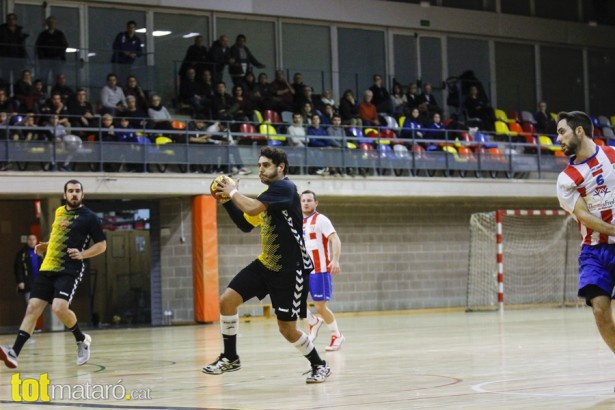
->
[1, 307, 614, 409]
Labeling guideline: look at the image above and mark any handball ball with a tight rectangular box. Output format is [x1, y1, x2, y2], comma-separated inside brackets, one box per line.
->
[210, 175, 235, 203]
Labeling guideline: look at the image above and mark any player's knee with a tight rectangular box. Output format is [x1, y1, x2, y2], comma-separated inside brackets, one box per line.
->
[51, 302, 68, 316]
[592, 306, 614, 328]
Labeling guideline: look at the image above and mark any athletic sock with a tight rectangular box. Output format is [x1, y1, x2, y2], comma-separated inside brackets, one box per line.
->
[70, 324, 85, 342]
[220, 314, 239, 360]
[306, 310, 318, 326]
[13, 330, 31, 356]
[293, 332, 324, 366]
[327, 320, 341, 337]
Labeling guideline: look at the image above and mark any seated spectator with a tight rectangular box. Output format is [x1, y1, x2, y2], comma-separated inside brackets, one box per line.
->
[0, 87, 17, 115]
[183, 117, 216, 144]
[32, 79, 47, 113]
[463, 85, 495, 131]
[339, 89, 362, 127]
[242, 71, 259, 103]
[319, 104, 335, 126]
[123, 95, 147, 129]
[405, 82, 420, 112]
[15, 112, 45, 141]
[50, 73, 74, 103]
[320, 89, 336, 110]
[40, 91, 69, 126]
[123, 75, 149, 112]
[358, 90, 379, 126]
[179, 67, 207, 116]
[147, 94, 173, 131]
[231, 84, 253, 122]
[424, 112, 446, 142]
[534, 100, 556, 135]
[291, 72, 306, 107]
[100, 73, 127, 115]
[211, 81, 237, 121]
[228, 34, 265, 86]
[99, 113, 116, 142]
[254, 72, 275, 111]
[417, 82, 442, 116]
[46, 113, 76, 171]
[369, 74, 391, 114]
[270, 69, 295, 112]
[300, 101, 314, 126]
[13, 69, 35, 111]
[115, 117, 138, 143]
[390, 83, 407, 118]
[67, 88, 97, 129]
[326, 113, 344, 148]
[296, 85, 316, 112]
[179, 35, 209, 80]
[203, 121, 252, 175]
[401, 107, 424, 141]
[307, 114, 331, 147]
[286, 112, 306, 147]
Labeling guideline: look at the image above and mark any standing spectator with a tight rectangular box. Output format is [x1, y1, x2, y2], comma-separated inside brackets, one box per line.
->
[100, 73, 127, 116]
[14, 234, 43, 308]
[339, 89, 361, 127]
[228, 34, 265, 86]
[67, 88, 97, 129]
[202, 147, 329, 383]
[301, 190, 344, 351]
[111, 20, 143, 80]
[358, 90, 379, 126]
[369, 74, 391, 114]
[0, 13, 28, 78]
[271, 69, 295, 112]
[208, 35, 231, 84]
[179, 35, 209, 79]
[35, 16, 68, 87]
[50, 73, 74, 103]
[123, 74, 148, 112]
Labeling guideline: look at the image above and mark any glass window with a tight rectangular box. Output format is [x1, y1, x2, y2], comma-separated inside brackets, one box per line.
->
[420, 37, 443, 111]
[588, 49, 615, 115]
[48, 6, 81, 89]
[441, 0, 495, 12]
[153, 12, 209, 106]
[393, 34, 418, 87]
[215, 18, 275, 87]
[535, 0, 579, 22]
[447, 37, 491, 110]
[13, 3, 40, 64]
[540, 46, 584, 113]
[87, 7, 146, 93]
[494, 42, 535, 112]
[282, 23, 331, 94]
[338, 28, 386, 97]
[500, 0, 532, 16]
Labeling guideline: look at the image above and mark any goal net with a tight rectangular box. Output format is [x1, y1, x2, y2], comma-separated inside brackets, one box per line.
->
[466, 210, 579, 311]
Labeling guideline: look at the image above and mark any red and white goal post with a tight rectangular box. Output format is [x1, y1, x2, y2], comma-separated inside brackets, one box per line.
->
[466, 209, 581, 312]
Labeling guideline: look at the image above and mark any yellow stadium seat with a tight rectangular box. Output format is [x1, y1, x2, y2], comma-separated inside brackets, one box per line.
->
[494, 109, 516, 124]
[259, 123, 286, 142]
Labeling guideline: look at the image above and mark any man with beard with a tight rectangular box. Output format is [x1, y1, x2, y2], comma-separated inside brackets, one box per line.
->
[556, 111, 615, 362]
[0, 180, 107, 369]
[202, 147, 331, 383]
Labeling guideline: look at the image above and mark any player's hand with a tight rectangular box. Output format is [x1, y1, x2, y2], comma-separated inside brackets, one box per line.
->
[328, 261, 340, 275]
[216, 177, 239, 196]
[68, 248, 84, 260]
[35, 242, 48, 257]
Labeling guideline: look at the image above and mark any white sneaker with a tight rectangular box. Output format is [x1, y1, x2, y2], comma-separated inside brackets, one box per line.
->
[325, 334, 345, 351]
[0, 345, 18, 369]
[308, 317, 324, 342]
[315, 167, 329, 175]
[305, 361, 331, 383]
[76, 334, 91, 365]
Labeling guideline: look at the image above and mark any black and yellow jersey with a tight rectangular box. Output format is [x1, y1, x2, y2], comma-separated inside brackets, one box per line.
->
[223, 178, 313, 273]
[40, 205, 106, 276]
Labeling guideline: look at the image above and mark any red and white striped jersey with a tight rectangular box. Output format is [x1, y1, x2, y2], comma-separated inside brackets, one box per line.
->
[557, 145, 615, 245]
[303, 212, 336, 273]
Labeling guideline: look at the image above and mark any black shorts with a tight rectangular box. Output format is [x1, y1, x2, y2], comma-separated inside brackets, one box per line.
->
[30, 271, 83, 304]
[228, 259, 310, 322]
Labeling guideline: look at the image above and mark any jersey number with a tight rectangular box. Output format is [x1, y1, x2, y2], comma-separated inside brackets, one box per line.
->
[597, 175, 605, 185]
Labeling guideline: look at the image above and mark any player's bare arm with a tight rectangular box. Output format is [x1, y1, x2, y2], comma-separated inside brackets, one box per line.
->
[68, 240, 107, 260]
[573, 197, 615, 236]
[327, 232, 341, 275]
[217, 178, 267, 216]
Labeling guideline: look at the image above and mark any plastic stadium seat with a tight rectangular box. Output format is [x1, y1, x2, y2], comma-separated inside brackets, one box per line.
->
[458, 146, 474, 160]
[263, 110, 282, 124]
[495, 120, 518, 137]
[393, 144, 409, 158]
[603, 127, 615, 140]
[495, 109, 516, 124]
[155, 136, 173, 145]
[474, 132, 498, 149]
[239, 123, 265, 143]
[398, 116, 406, 128]
[598, 115, 612, 128]
[259, 123, 286, 143]
[538, 135, 562, 152]
[507, 111, 521, 123]
[550, 112, 557, 120]
[521, 111, 536, 124]
[383, 115, 400, 131]
[508, 122, 523, 134]
[594, 127, 603, 138]
[171, 120, 186, 130]
[281, 111, 293, 125]
[252, 109, 264, 124]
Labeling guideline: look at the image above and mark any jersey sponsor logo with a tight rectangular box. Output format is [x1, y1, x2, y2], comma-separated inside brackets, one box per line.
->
[593, 186, 610, 199]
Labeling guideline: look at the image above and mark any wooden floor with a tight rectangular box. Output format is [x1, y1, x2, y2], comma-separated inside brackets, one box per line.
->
[1, 307, 615, 409]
